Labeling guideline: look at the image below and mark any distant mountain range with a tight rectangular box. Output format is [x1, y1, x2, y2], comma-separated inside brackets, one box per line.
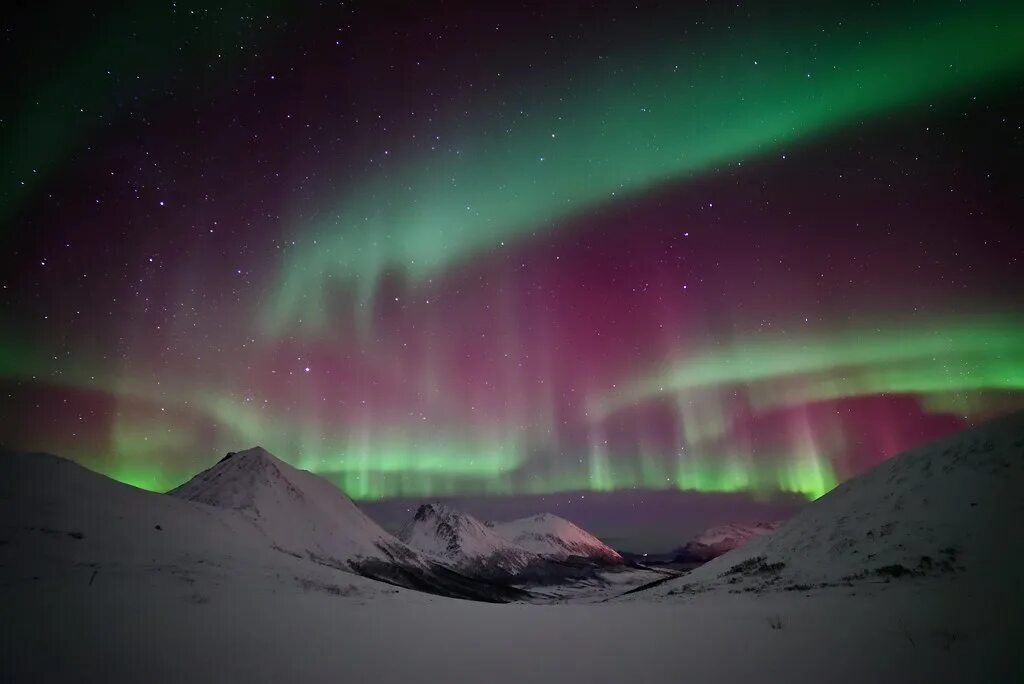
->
[399, 502, 538, 576]
[671, 521, 782, 563]
[398, 503, 622, 582]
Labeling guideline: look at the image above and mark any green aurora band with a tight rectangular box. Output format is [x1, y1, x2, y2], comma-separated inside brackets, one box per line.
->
[3, 314, 1022, 500]
[262, 2, 1024, 337]
[590, 316, 1024, 419]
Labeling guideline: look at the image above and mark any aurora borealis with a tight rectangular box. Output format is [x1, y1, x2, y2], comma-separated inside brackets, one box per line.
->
[2, 1, 1023, 544]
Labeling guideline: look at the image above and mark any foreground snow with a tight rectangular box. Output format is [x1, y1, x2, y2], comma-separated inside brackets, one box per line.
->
[1, 571, 1017, 682]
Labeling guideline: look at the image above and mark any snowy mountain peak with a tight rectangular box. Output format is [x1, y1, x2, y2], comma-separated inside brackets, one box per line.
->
[170, 447, 308, 511]
[400, 503, 535, 575]
[490, 513, 623, 563]
[525, 513, 558, 524]
[168, 447, 428, 570]
[400, 503, 625, 580]
[218, 446, 274, 463]
[412, 501, 456, 522]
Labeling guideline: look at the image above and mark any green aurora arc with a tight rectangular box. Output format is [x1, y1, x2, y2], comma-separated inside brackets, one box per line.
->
[590, 316, 1024, 419]
[262, 2, 1024, 337]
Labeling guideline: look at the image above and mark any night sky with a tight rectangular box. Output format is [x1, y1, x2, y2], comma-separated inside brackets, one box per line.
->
[2, 1, 1023, 550]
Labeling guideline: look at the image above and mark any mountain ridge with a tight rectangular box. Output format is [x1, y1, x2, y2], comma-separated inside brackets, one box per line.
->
[399, 502, 536, 576]
[622, 411, 1024, 599]
[398, 501, 625, 583]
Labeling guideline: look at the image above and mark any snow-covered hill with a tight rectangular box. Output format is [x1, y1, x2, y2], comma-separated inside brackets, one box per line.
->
[673, 521, 782, 563]
[627, 412, 1024, 599]
[170, 447, 419, 569]
[0, 447, 526, 603]
[490, 513, 623, 564]
[399, 503, 537, 576]
[0, 448, 401, 599]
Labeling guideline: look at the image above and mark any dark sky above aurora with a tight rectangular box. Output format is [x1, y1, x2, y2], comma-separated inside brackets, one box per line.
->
[1, 1, 1023, 549]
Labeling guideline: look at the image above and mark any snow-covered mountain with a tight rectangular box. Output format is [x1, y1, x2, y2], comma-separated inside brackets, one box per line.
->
[489, 513, 623, 564]
[0, 446, 526, 603]
[399, 505, 624, 582]
[626, 412, 1024, 599]
[170, 447, 418, 568]
[673, 521, 782, 563]
[0, 447, 404, 599]
[399, 503, 536, 576]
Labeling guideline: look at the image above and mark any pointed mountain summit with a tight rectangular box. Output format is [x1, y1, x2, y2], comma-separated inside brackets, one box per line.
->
[490, 513, 623, 563]
[399, 503, 535, 576]
[170, 446, 415, 565]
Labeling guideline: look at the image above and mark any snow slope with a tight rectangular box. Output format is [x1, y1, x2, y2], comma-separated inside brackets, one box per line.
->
[490, 513, 623, 563]
[630, 412, 1024, 598]
[0, 447, 526, 602]
[170, 447, 419, 568]
[399, 503, 536, 575]
[673, 521, 782, 562]
[0, 448, 404, 600]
